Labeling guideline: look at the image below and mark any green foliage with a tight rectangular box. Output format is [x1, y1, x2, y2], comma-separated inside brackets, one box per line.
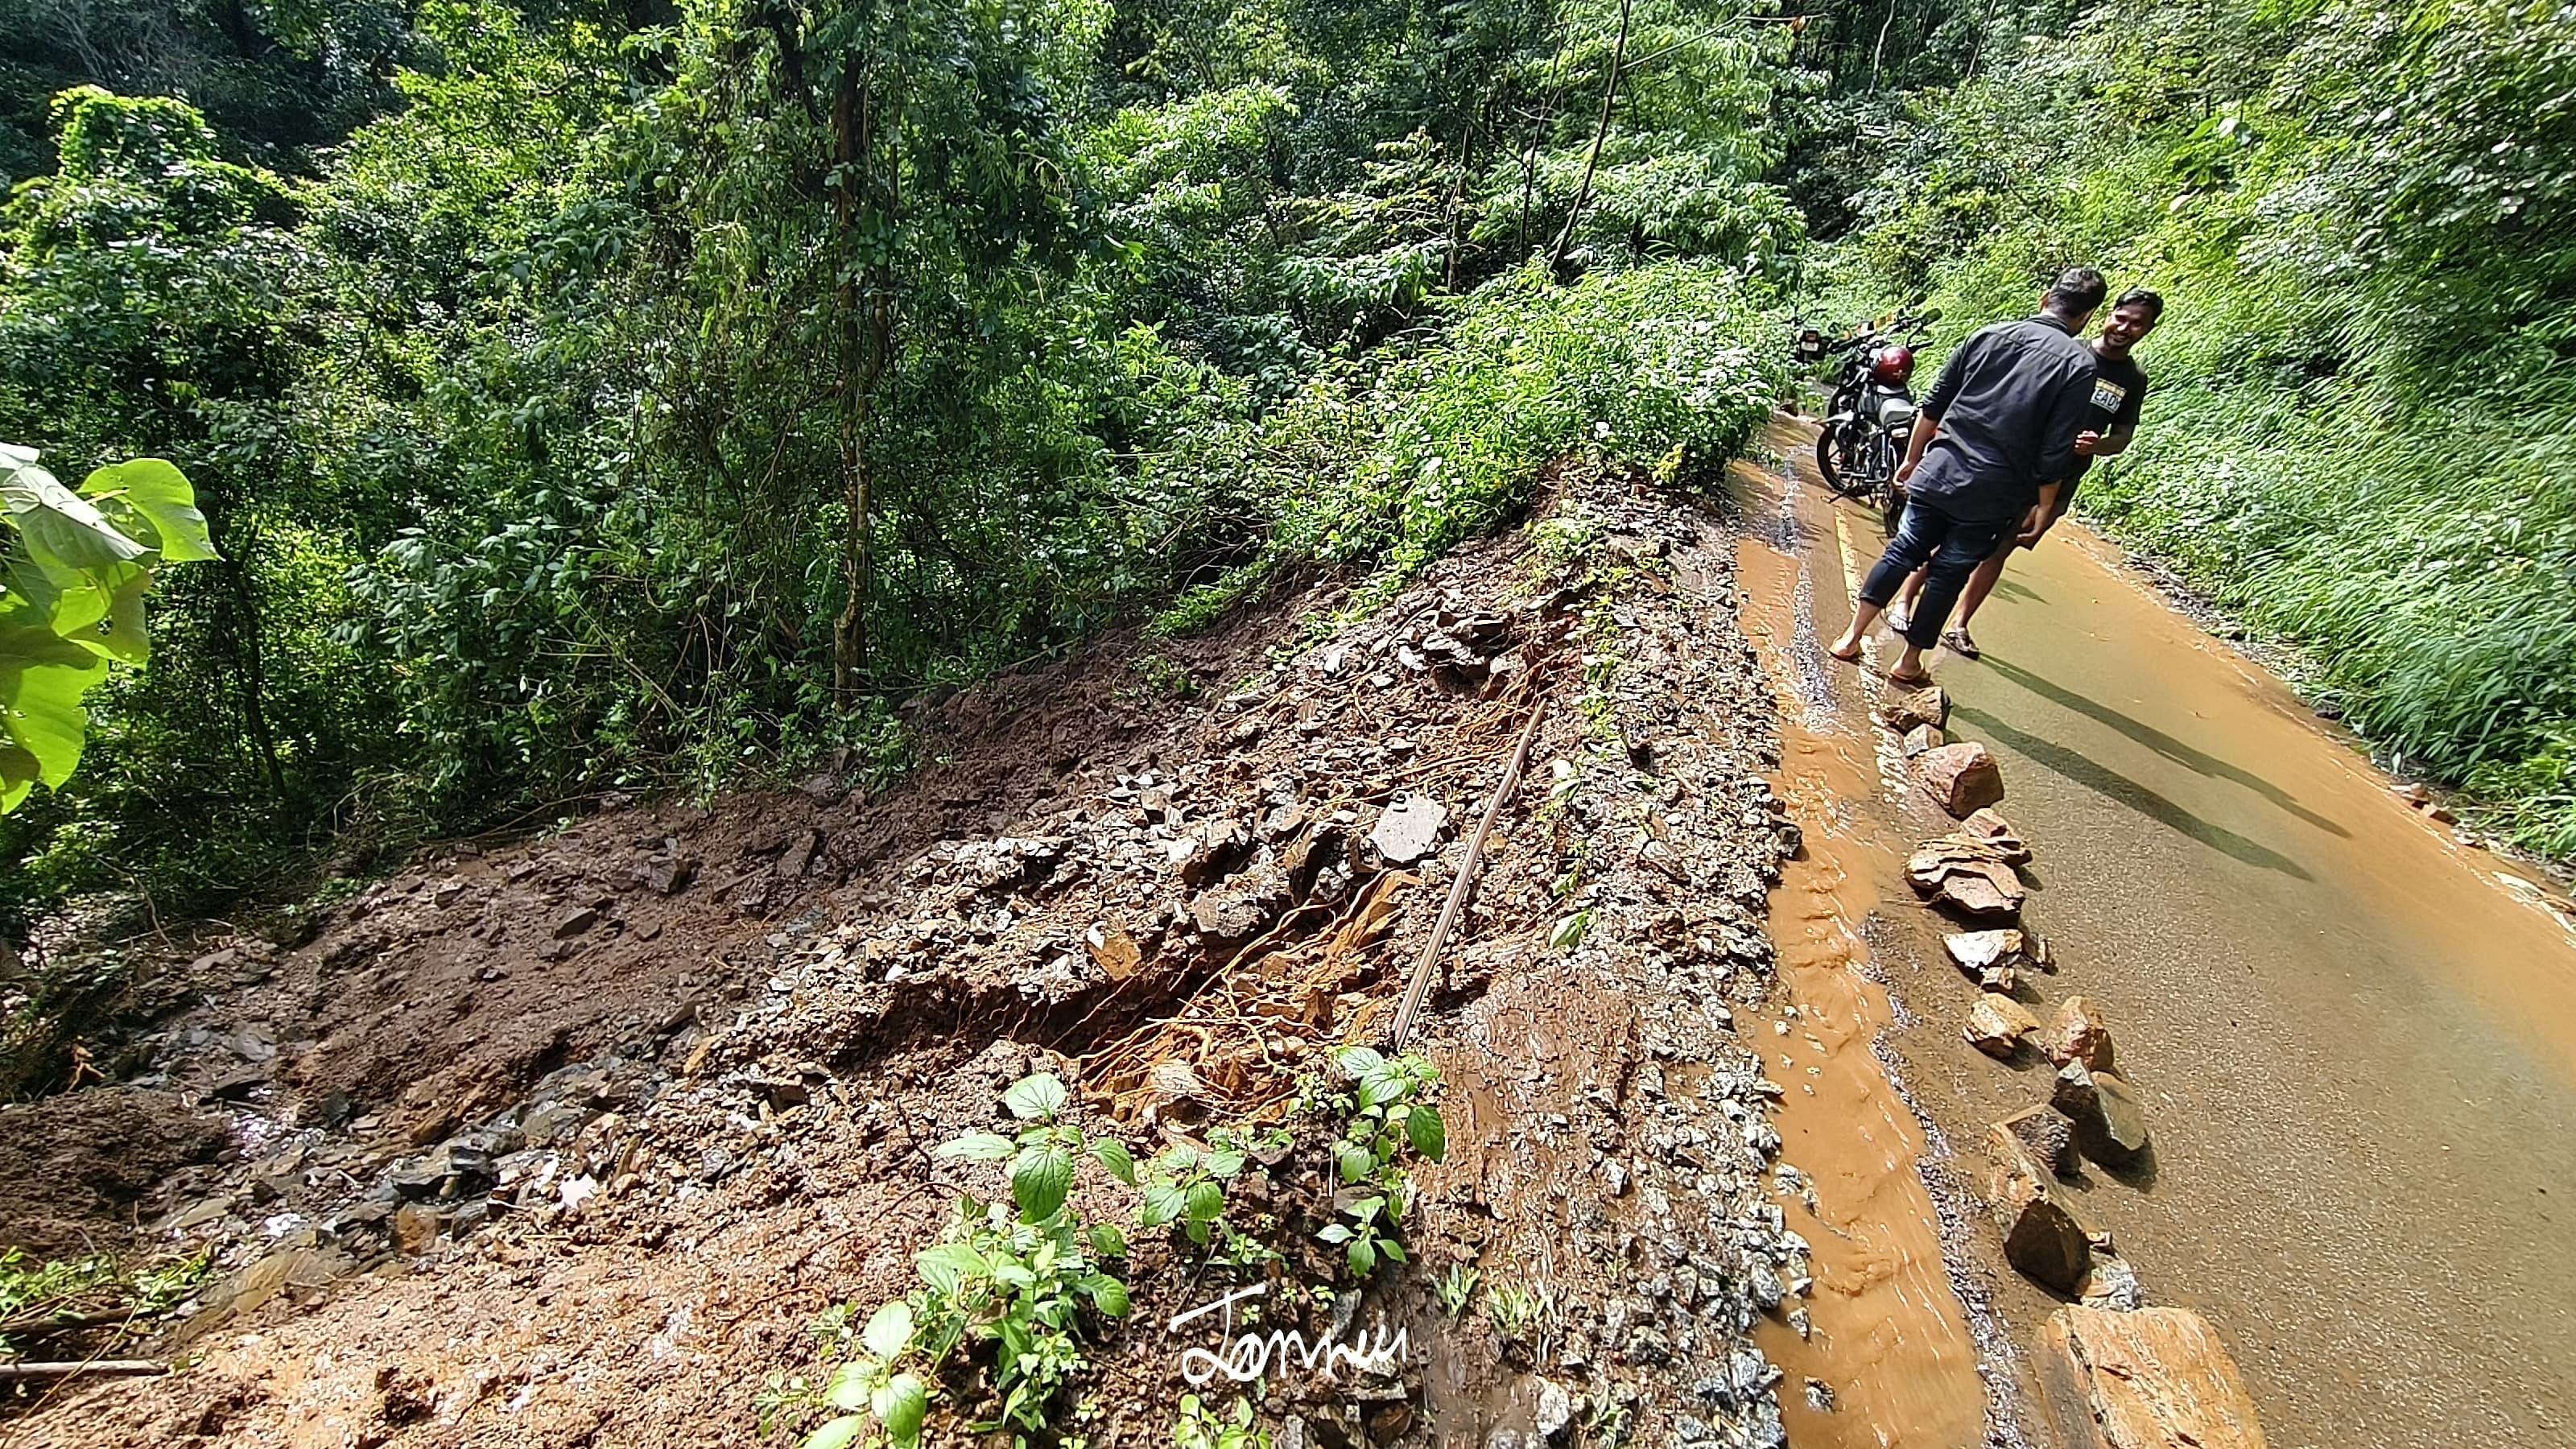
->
[1482, 1278, 1554, 1347]
[1172, 1393, 1271, 1449]
[1135, 1125, 1284, 1249]
[0, 446, 217, 811]
[0, 1244, 213, 1356]
[1834, 0, 2576, 859]
[1435, 1261, 1480, 1319]
[1304, 1046, 1443, 1278]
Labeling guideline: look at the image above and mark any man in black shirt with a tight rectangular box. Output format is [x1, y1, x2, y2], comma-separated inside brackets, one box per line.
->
[1827, 267, 2107, 687]
[1891, 288, 2162, 658]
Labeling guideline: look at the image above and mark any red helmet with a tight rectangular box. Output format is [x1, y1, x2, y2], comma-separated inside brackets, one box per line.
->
[1871, 345, 1916, 384]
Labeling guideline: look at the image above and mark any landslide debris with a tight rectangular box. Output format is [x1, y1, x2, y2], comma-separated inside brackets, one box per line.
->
[6, 463, 1810, 1449]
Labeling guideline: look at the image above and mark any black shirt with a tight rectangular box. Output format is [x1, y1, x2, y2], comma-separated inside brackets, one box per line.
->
[2062, 349, 2148, 486]
[1909, 315, 2100, 522]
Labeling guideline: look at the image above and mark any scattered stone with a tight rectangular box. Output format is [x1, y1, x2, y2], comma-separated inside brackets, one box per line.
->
[552, 906, 601, 939]
[1189, 865, 1290, 958]
[1534, 1378, 1574, 1440]
[1966, 993, 2042, 1057]
[391, 1203, 440, 1257]
[2388, 782, 2429, 806]
[2089, 1071, 2152, 1161]
[1370, 794, 1450, 867]
[1179, 822, 1251, 887]
[1917, 742, 2005, 817]
[1959, 807, 2031, 862]
[1903, 724, 1946, 757]
[1999, 1158, 2092, 1294]
[2050, 1061, 2102, 1122]
[1908, 836, 2026, 919]
[2035, 1307, 2267, 1449]
[2426, 803, 2458, 826]
[1876, 685, 1948, 734]
[644, 854, 696, 895]
[1992, 1105, 2078, 1178]
[2080, 1255, 2147, 1311]
[2046, 997, 2116, 1072]
[1945, 927, 2035, 989]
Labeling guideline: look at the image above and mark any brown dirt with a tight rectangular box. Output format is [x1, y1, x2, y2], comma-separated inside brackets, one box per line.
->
[0, 1088, 229, 1258]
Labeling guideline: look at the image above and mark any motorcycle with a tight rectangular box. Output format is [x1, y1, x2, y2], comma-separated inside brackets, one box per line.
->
[1793, 304, 1940, 519]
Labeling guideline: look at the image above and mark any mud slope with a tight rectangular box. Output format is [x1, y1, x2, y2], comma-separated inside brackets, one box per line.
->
[9, 464, 1829, 1449]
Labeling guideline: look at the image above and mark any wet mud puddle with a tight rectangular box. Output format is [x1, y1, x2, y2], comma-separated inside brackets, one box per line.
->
[1733, 525, 1992, 1448]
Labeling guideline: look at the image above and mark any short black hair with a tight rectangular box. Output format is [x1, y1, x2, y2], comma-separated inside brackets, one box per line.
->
[2114, 287, 2165, 320]
[2045, 266, 2108, 314]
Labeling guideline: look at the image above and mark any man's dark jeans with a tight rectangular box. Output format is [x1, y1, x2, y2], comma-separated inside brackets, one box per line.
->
[1861, 498, 2017, 648]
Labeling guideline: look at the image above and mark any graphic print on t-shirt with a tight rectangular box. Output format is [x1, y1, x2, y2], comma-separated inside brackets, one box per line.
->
[2090, 377, 2129, 413]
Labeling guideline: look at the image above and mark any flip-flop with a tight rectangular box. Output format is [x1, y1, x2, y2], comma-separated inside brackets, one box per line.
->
[1886, 606, 1914, 635]
[1826, 640, 1864, 663]
[1885, 667, 1936, 689]
[1942, 629, 1982, 660]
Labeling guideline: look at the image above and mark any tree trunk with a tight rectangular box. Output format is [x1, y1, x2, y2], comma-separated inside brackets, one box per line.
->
[830, 69, 886, 699]
[1548, 0, 1633, 279]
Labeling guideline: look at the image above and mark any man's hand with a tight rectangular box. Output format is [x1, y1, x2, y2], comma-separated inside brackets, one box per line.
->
[2018, 506, 2052, 546]
[2072, 429, 2103, 456]
[1894, 458, 1918, 486]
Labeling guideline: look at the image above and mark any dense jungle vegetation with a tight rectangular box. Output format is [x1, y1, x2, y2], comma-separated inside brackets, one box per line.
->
[1, 0, 2571, 935]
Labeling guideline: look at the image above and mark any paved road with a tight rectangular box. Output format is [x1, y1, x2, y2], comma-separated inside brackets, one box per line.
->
[1752, 425, 2576, 1448]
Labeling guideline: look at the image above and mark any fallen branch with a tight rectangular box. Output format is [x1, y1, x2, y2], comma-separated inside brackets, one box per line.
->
[1390, 693, 1549, 1049]
[0, 1360, 167, 1383]
[0, 1307, 134, 1339]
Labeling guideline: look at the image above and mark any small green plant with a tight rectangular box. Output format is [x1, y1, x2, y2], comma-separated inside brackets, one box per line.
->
[1172, 1393, 1271, 1449]
[1435, 1262, 1480, 1319]
[1303, 1046, 1446, 1278]
[1584, 1394, 1631, 1447]
[778, 1073, 1137, 1449]
[0, 1246, 213, 1356]
[1484, 1281, 1553, 1346]
[1137, 1125, 1286, 1250]
[1129, 651, 1200, 699]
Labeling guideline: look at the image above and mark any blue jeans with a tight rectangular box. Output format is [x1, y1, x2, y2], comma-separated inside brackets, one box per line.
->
[1860, 499, 2017, 649]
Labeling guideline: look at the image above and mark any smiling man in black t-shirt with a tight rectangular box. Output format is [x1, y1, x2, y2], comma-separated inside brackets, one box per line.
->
[1891, 287, 2163, 658]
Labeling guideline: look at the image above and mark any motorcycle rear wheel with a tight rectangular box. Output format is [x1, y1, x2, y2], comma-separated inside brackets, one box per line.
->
[1815, 427, 1874, 501]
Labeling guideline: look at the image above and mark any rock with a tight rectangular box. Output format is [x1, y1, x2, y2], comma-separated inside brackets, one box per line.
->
[391, 1203, 441, 1256]
[646, 856, 697, 895]
[552, 906, 601, 939]
[2080, 1255, 2146, 1311]
[1534, 1378, 1573, 1441]
[1945, 927, 2034, 989]
[1903, 724, 1946, 756]
[1907, 836, 2026, 919]
[2089, 1071, 2152, 1161]
[2000, 1163, 2092, 1293]
[2035, 1307, 2268, 1449]
[1959, 807, 2031, 863]
[2046, 997, 2116, 1071]
[1364, 1402, 1414, 1443]
[1188, 865, 1290, 958]
[2425, 803, 2458, 825]
[1371, 794, 1450, 866]
[1918, 742, 2005, 817]
[1179, 823, 1250, 886]
[1992, 1106, 2079, 1178]
[2389, 782, 2429, 805]
[1966, 993, 2042, 1057]
[2050, 1061, 2102, 1122]
[779, 828, 824, 877]
[1876, 686, 1949, 733]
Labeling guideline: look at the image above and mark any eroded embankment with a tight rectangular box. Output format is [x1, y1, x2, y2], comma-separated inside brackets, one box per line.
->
[6, 464, 1828, 1449]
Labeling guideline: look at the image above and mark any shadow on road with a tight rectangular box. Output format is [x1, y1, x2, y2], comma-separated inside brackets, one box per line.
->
[1977, 656, 2351, 839]
[1950, 703, 2314, 880]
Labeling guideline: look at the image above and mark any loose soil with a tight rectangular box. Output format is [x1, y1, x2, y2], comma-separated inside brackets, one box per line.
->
[2, 461, 1836, 1449]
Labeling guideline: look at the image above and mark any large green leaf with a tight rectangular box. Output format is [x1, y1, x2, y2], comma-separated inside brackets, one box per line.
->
[0, 596, 111, 810]
[859, 1300, 914, 1360]
[1010, 1147, 1074, 1221]
[0, 450, 149, 575]
[81, 458, 219, 563]
[875, 1373, 929, 1447]
[1001, 1072, 1071, 1121]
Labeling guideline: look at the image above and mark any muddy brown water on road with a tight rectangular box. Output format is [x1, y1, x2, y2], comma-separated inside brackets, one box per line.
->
[1740, 413, 2576, 1449]
[1732, 478, 2000, 1448]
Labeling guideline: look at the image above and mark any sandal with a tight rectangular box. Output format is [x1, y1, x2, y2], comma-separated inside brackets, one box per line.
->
[1886, 605, 1913, 636]
[1826, 638, 1864, 663]
[1885, 666, 1936, 689]
[1942, 628, 1982, 660]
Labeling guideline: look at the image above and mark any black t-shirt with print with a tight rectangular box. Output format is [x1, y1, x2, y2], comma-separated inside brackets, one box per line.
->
[2062, 350, 2148, 487]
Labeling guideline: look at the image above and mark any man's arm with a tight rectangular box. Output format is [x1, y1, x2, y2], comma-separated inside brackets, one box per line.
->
[2032, 360, 2095, 484]
[2091, 422, 2136, 458]
[1896, 412, 1939, 484]
[2021, 480, 2064, 543]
